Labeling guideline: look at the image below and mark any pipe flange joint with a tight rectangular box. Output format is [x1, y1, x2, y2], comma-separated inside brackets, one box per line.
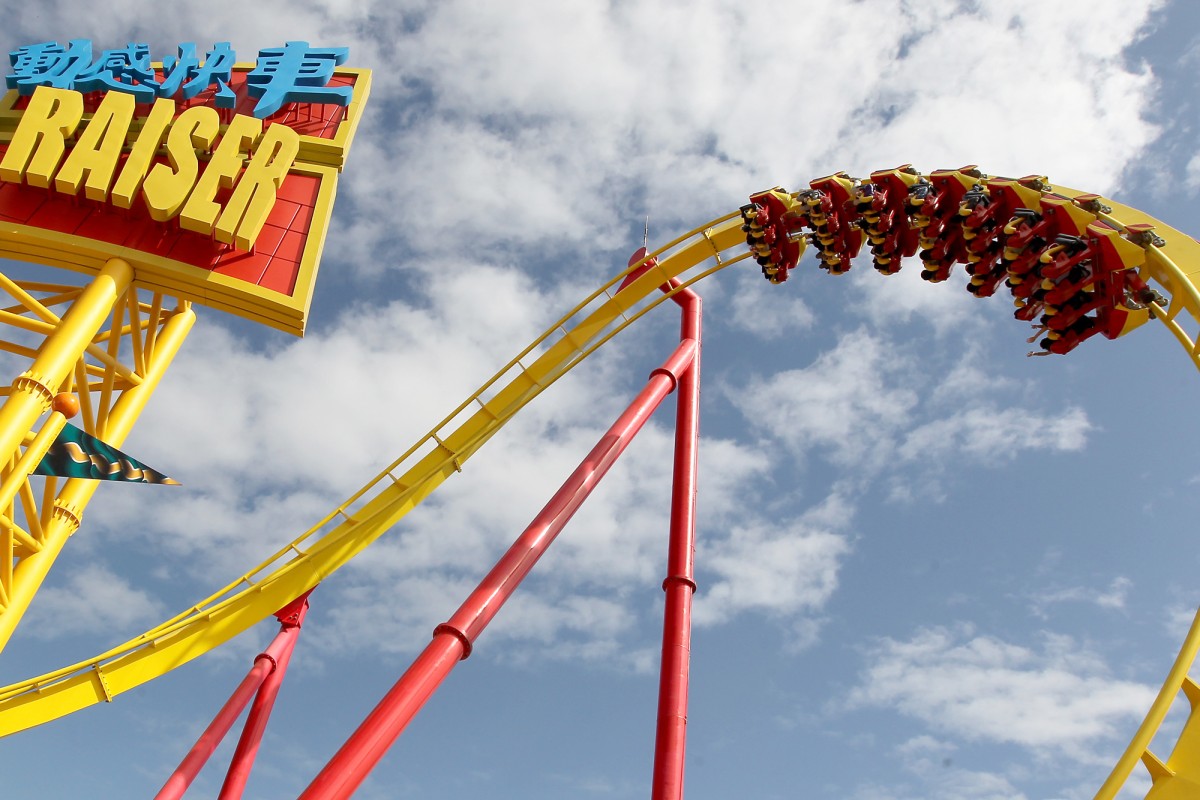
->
[433, 622, 474, 661]
[253, 653, 279, 673]
[51, 501, 83, 532]
[13, 371, 55, 410]
[649, 366, 680, 393]
[662, 575, 698, 593]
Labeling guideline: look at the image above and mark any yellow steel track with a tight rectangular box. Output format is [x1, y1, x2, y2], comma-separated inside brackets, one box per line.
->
[1, 172, 1199, 799]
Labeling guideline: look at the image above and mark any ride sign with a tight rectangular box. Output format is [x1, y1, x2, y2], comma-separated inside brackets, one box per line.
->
[0, 40, 371, 335]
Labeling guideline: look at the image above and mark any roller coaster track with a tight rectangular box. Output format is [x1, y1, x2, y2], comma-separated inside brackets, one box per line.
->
[3, 166, 1200, 798]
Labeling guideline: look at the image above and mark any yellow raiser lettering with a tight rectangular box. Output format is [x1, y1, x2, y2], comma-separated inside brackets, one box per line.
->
[1, 87, 298, 249]
[0, 87, 84, 188]
[179, 114, 263, 236]
[141, 105, 219, 223]
[54, 90, 135, 201]
[110, 98, 175, 210]
[216, 123, 300, 250]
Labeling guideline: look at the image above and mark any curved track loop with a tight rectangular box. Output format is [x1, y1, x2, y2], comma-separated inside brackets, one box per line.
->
[3, 168, 1200, 797]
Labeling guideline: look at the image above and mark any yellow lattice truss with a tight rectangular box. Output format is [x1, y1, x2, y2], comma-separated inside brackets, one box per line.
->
[0, 257, 194, 652]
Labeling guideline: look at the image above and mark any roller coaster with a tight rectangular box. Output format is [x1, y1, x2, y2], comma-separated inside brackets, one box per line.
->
[1, 164, 1199, 798]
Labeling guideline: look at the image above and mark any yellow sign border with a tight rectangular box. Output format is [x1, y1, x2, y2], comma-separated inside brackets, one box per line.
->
[0, 161, 339, 335]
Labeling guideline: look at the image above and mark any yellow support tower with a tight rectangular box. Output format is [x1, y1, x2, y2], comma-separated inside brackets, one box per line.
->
[0, 258, 193, 652]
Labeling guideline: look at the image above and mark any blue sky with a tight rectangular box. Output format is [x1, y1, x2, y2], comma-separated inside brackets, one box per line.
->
[2, 1, 1200, 798]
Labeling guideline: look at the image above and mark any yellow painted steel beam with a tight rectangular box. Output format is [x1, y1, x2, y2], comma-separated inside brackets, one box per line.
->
[0, 302, 194, 656]
[0, 272, 65, 325]
[0, 265, 189, 653]
[0, 259, 134, 650]
[0, 259, 131, 459]
[1096, 608, 1200, 799]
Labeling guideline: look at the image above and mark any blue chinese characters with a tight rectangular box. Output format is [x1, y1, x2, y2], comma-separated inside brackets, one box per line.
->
[6, 40, 350, 119]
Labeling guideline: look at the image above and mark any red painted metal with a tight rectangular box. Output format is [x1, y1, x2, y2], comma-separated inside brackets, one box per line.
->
[217, 593, 312, 799]
[154, 596, 312, 800]
[298, 334, 699, 800]
[154, 660, 273, 800]
[298, 634, 465, 800]
[651, 277, 702, 800]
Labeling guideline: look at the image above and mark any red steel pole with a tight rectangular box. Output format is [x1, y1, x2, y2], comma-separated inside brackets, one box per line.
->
[155, 611, 307, 800]
[217, 594, 312, 799]
[298, 336, 699, 800]
[651, 283, 702, 800]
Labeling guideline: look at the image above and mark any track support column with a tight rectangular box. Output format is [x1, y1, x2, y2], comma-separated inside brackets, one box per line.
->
[218, 593, 312, 799]
[651, 278, 702, 800]
[155, 594, 311, 800]
[298, 335, 699, 800]
[621, 246, 705, 800]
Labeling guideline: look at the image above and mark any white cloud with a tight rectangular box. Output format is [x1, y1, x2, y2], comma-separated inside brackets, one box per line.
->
[849, 755, 1031, 800]
[849, 624, 1157, 764]
[932, 349, 1019, 404]
[898, 406, 1092, 464]
[728, 277, 817, 338]
[1030, 577, 1133, 619]
[732, 328, 920, 470]
[731, 329, 1093, 486]
[1186, 153, 1200, 195]
[890, 736, 1032, 800]
[830, 1, 1162, 192]
[910, 767, 1028, 800]
[39, 0, 1149, 277]
[1164, 603, 1200, 644]
[845, 263, 985, 335]
[695, 519, 851, 626]
[896, 733, 956, 761]
[23, 564, 165, 640]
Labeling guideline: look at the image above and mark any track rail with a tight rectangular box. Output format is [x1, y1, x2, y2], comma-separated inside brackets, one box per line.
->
[3, 168, 1200, 800]
[0, 210, 747, 734]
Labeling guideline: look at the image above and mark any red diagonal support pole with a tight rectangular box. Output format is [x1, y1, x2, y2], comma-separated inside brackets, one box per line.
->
[218, 593, 312, 799]
[155, 593, 312, 800]
[650, 261, 702, 800]
[622, 246, 704, 800]
[299, 323, 699, 800]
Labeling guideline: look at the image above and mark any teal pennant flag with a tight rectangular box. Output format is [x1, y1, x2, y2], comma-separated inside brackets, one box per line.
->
[34, 423, 179, 485]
